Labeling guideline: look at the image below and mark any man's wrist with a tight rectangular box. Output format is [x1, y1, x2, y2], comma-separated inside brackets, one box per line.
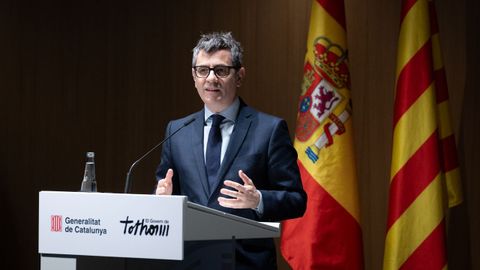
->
[253, 190, 264, 214]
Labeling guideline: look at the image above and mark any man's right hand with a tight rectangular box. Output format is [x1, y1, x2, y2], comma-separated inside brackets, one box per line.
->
[155, 169, 174, 195]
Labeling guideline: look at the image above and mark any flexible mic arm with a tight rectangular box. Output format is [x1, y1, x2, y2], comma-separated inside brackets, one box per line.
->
[124, 118, 196, 193]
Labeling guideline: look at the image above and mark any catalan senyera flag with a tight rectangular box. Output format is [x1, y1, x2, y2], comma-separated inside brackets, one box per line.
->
[280, 0, 364, 269]
[383, 0, 463, 269]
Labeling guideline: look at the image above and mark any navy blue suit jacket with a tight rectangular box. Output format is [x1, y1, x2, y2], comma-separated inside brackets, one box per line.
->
[156, 100, 307, 269]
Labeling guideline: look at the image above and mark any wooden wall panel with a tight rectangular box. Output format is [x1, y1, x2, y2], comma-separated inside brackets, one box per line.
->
[346, 0, 399, 268]
[0, 0, 478, 269]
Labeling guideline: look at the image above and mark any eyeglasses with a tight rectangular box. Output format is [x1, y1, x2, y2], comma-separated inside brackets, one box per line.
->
[193, 65, 238, 78]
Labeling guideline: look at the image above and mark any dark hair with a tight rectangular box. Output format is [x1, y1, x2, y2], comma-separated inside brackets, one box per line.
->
[192, 32, 243, 68]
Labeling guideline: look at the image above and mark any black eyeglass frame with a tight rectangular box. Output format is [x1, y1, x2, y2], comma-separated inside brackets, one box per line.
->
[193, 65, 240, 78]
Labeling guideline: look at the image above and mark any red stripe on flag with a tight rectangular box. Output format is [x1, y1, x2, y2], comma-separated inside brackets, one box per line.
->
[316, 0, 346, 29]
[394, 40, 433, 126]
[399, 220, 447, 270]
[387, 132, 441, 229]
[440, 134, 459, 172]
[434, 68, 449, 103]
[281, 160, 364, 269]
[400, 0, 419, 21]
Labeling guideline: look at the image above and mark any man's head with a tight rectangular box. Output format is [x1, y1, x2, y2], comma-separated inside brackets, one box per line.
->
[192, 32, 243, 68]
[192, 32, 246, 113]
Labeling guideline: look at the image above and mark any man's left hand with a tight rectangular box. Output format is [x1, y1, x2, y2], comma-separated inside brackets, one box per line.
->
[218, 170, 260, 209]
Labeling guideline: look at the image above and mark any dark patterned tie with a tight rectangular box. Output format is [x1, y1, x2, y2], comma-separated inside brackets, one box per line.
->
[206, 114, 225, 192]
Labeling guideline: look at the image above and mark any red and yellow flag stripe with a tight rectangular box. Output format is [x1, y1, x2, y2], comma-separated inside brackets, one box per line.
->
[281, 0, 364, 269]
[384, 0, 462, 269]
[429, 2, 462, 207]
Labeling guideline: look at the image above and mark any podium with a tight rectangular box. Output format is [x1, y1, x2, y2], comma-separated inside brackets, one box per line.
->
[38, 191, 280, 270]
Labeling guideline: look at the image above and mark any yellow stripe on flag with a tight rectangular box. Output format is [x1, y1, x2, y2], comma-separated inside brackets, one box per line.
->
[305, 1, 347, 66]
[396, 0, 430, 77]
[384, 174, 444, 270]
[297, 120, 361, 221]
[445, 168, 462, 207]
[437, 101, 454, 138]
[391, 84, 437, 178]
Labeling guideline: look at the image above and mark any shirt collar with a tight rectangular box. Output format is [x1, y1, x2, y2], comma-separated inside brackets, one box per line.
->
[204, 97, 240, 124]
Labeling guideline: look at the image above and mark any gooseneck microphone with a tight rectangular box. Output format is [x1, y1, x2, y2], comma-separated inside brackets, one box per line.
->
[124, 118, 196, 193]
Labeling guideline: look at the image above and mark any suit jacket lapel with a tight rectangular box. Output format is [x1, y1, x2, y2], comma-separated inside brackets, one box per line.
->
[190, 110, 210, 200]
[209, 103, 253, 198]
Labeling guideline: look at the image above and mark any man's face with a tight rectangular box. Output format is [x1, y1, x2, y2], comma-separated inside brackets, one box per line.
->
[192, 49, 245, 113]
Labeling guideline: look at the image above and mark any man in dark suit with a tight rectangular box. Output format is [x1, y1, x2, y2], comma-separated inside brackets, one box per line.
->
[155, 32, 307, 269]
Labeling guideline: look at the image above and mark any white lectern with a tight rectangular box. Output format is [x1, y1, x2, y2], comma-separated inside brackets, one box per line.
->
[38, 191, 280, 270]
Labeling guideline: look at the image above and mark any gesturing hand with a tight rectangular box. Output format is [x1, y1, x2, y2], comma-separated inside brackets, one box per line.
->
[218, 170, 260, 209]
[155, 169, 173, 195]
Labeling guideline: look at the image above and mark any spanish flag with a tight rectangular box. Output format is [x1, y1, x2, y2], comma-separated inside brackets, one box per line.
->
[383, 0, 463, 269]
[280, 0, 364, 269]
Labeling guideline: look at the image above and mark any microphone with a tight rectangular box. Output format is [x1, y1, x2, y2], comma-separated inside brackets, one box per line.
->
[124, 118, 196, 193]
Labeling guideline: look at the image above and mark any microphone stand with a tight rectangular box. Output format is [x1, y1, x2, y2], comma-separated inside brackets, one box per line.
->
[124, 118, 195, 193]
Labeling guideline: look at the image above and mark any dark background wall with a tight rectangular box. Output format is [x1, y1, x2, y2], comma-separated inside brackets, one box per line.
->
[1, 0, 478, 269]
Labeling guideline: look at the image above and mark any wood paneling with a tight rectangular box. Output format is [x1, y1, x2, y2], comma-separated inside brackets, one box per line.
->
[0, 0, 478, 269]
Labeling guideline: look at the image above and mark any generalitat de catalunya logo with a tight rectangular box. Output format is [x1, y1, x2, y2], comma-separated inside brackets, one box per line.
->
[51, 215, 62, 232]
